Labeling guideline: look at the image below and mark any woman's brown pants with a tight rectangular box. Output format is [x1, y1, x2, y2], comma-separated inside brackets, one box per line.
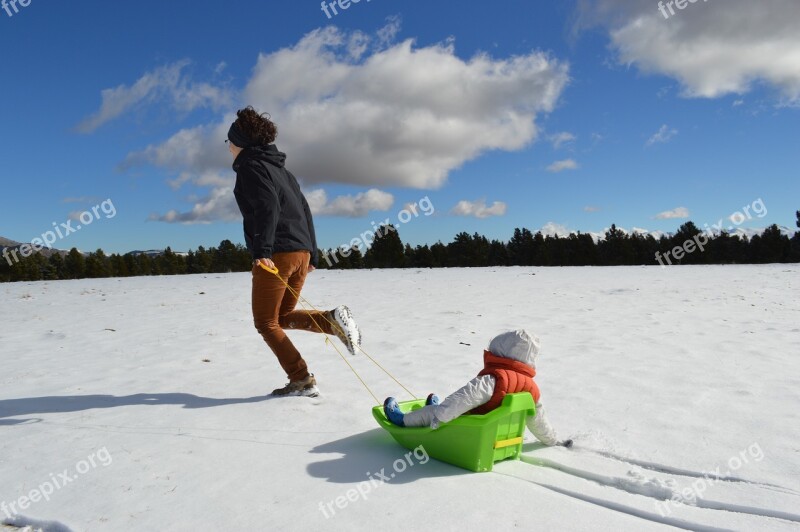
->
[251, 251, 334, 381]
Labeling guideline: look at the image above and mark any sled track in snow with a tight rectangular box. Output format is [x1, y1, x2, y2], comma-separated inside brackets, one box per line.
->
[584, 449, 800, 496]
[494, 465, 731, 532]
[489, 450, 800, 530]
[517, 455, 800, 525]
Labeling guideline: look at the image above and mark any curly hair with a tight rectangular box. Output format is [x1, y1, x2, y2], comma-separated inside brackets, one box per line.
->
[234, 106, 278, 145]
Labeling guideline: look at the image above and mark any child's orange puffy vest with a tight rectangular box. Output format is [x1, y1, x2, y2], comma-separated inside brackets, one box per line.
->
[468, 350, 540, 415]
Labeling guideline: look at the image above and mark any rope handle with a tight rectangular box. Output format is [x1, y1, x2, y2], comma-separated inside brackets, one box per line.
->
[257, 262, 279, 274]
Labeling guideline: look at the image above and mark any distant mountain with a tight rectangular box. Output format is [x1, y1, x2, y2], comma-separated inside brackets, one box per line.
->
[128, 250, 164, 257]
[0, 236, 69, 259]
[129, 250, 189, 257]
[1, 239, 190, 260]
[729, 225, 795, 239]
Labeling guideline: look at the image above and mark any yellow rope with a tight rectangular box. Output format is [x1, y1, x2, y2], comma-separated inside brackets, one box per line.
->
[259, 263, 417, 403]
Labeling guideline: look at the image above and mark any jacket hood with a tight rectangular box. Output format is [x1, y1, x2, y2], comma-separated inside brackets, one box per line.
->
[233, 144, 287, 171]
[487, 329, 540, 368]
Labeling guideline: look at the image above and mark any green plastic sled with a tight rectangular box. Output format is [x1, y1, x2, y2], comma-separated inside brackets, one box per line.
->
[372, 392, 536, 472]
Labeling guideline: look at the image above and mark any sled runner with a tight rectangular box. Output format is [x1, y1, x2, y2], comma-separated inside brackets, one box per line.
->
[372, 392, 536, 472]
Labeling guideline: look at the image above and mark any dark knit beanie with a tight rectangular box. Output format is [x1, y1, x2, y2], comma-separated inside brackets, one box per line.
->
[227, 122, 256, 148]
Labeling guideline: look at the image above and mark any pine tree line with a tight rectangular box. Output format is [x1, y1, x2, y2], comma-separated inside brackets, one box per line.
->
[0, 241, 251, 283]
[322, 219, 800, 270]
[2, 213, 799, 282]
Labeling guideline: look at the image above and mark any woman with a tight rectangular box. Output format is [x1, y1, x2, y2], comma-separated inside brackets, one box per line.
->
[228, 106, 361, 397]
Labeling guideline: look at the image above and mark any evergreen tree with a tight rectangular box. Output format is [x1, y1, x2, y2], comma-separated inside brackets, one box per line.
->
[0, 250, 12, 282]
[749, 225, 791, 263]
[137, 253, 154, 276]
[447, 232, 489, 267]
[487, 240, 509, 266]
[108, 254, 128, 277]
[570, 233, 599, 266]
[64, 248, 86, 279]
[85, 249, 110, 278]
[345, 246, 364, 269]
[430, 241, 448, 267]
[508, 228, 534, 266]
[213, 240, 238, 273]
[10, 253, 44, 281]
[672, 222, 706, 264]
[599, 225, 633, 265]
[402, 244, 415, 268]
[314, 249, 335, 270]
[364, 225, 405, 268]
[791, 211, 800, 262]
[46, 253, 65, 280]
[123, 253, 142, 277]
[156, 247, 187, 275]
[329, 245, 363, 270]
[191, 246, 214, 273]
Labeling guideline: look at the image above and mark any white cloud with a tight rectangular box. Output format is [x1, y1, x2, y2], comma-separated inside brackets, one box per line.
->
[646, 124, 678, 146]
[77, 61, 233, 133]
[125, 22, 570, 223]
[583, 205, 601, 213]
[654, 207, 690, 220]
[376, 15, 402, 48]
[577, 0, 800, 104]
[546, 159, 579, 172]
[305, 188, 394, 217]
[149, 187, 239, 224]
[450, 199, 507, 219]
[122, 123, 231, 175]
[240, 25, 568, 189]
[539, 222, 573, 237]
[549, 131, 576, 149]
[152, 186, 394, 224]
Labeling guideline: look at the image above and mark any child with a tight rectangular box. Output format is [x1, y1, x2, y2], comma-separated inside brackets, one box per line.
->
[384, 329, 572, 447]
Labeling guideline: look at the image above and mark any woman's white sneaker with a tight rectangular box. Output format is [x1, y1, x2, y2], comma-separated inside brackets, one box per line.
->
[330, 305, 361, 356]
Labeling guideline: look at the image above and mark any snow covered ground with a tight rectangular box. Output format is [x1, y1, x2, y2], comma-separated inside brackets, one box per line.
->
[1, 265, 799, 531]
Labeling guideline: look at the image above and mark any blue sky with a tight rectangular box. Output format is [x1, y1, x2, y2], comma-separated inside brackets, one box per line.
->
[1, 0, 798, 254]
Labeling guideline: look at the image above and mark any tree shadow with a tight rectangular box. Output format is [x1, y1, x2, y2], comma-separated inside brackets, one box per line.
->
[307, 428, 468, 485]
[0, 393, 271, 422]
